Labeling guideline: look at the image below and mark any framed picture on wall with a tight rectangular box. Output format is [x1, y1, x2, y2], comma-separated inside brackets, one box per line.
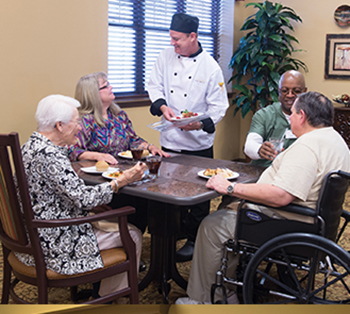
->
[325, 34, 350, 79]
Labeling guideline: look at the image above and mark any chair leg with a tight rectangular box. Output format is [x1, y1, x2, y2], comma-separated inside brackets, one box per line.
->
[1, 246, 11, 304]
[36, 273, 48, 304]
[128, 267, 139, 304]
[70, 286, 78, 302]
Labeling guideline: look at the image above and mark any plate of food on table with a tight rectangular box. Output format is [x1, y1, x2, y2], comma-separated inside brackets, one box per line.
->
[81, 161, 118, 174]
[198, 168, 239, 180]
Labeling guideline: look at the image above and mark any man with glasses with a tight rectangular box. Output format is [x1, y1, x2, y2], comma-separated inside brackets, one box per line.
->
[244, 70, 307, 167]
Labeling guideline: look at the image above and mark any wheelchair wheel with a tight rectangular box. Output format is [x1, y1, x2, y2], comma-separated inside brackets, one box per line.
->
[243, 233, 350, 304]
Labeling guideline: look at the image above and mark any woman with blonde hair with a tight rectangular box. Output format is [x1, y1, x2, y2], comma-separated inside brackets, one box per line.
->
[69, 71, 169, 164]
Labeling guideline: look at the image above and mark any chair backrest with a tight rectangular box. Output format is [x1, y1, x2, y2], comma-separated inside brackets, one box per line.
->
[0, 133, 31, 250]
[316, 170, 350, 241]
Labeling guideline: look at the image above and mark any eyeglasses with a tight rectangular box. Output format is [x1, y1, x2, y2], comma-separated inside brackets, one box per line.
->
[99, 82, 110, 90]
[72, 118, 81, 125]
[54, 118, 81, 128]
[279, 87, 303, 96]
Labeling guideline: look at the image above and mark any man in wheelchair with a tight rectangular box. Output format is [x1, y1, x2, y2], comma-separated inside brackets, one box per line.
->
[176, 91, 350, 305]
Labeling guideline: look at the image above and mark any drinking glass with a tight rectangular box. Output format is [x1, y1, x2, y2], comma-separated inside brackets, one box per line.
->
[269, 137, 284, 154]
[146, 155, 162, 176]
[130, 142, 144, 162]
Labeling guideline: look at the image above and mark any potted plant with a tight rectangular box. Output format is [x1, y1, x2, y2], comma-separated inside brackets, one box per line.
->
[230, 1, 308, 117]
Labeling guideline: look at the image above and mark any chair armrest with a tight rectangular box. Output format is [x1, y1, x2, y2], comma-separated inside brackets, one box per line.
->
[274, 204, 317, 217]
[31, 206, 135, 228]
[242, 200, 317, 218]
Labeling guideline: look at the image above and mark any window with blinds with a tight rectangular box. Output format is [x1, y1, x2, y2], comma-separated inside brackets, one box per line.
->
[108, 0, 222, 96]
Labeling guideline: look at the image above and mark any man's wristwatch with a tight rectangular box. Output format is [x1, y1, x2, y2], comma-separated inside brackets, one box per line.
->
[199, 120, 204, 130]
[227, 182, 237, 195]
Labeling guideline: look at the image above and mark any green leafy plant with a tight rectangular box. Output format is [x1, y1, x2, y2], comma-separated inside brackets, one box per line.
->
[229, 1, 308, 117]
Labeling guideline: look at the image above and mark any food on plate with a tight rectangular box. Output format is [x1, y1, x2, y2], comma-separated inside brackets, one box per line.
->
[107, 170, 123, 178]
[175, 109, 198, 119]
[141, 150, 150, 157]
[203, 168, 233, 179]
[120, 150, 150, 158]
[95, 160, 109, 172]
[120, 150, 132, 158]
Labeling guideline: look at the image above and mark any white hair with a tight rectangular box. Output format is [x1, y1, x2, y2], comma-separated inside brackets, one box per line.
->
[35, 95, 81, 132]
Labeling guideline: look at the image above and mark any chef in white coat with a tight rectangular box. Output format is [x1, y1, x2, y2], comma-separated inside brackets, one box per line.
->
[147, 13, 229, 262]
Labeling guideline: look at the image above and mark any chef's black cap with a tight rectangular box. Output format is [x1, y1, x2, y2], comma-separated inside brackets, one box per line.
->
[170, 13, 199, 34]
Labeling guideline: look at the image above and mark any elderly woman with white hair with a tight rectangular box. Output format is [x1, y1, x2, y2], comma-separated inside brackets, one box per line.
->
[16, 94, 148, 299]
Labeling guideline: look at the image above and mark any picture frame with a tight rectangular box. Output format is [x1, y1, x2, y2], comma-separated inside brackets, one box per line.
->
[325, 34, 350, 79]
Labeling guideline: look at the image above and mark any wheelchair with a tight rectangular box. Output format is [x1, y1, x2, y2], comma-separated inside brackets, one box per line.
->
[211, 170, 350, 304]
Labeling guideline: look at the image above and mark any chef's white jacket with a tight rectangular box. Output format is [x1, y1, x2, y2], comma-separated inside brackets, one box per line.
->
[147, 46, 229, 152]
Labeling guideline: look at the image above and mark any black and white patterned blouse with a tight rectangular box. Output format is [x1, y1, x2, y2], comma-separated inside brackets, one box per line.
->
[16, 132, 113, 275]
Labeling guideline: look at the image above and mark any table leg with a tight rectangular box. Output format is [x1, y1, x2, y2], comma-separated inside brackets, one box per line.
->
[138, 200, 188, 302]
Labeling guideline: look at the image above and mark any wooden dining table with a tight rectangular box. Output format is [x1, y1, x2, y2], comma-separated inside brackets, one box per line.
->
[72, 153, 264, 303]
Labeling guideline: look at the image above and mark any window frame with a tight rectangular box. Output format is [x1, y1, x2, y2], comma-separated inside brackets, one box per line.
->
[108, 0, 233, 108]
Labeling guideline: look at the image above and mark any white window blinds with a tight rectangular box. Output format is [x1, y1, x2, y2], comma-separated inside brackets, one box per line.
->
[108, 0, 232, 95]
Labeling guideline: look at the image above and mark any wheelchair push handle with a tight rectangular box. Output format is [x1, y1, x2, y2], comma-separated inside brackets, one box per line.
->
[336, 169, 350, 179]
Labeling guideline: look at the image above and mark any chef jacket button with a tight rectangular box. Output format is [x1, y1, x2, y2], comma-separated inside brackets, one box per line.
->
[188, 76, 192, 79]
[174, 73, 177, 76]
[184, 94, 187, 97]
[178, 56, 181, 59]
[170, 90, 174, 93]
[193, 59, 196, 62]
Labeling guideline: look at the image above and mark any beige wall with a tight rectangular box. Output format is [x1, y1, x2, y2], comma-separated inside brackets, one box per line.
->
[0, 0, 348, 160]
[0, 0, 108, 144]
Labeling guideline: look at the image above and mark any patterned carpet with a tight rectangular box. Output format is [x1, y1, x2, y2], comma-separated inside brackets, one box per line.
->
[1, 194, 349, 304]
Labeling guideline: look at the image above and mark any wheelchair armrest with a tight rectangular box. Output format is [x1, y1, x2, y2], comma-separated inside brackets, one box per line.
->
[274, 204, 317, 218]
[241, 200, 317, 218]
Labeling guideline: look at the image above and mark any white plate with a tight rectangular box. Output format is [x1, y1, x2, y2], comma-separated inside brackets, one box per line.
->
[102, 169, 122, 179]
[170, 112, 203, 123]
[118, 150, 152, 159]
[197, 169, 239, 180]
[81, 166, 119, 174]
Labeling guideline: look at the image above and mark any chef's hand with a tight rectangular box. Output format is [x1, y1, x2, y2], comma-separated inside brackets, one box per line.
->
[160, 105, 176, 121]
[180, 121, 202, 131]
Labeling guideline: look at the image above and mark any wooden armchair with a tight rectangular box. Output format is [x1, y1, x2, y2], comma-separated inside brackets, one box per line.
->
[0, 132, 138, 304]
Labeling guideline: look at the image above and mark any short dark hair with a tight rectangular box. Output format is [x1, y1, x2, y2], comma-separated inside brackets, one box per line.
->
[294, 91, 334, 127]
